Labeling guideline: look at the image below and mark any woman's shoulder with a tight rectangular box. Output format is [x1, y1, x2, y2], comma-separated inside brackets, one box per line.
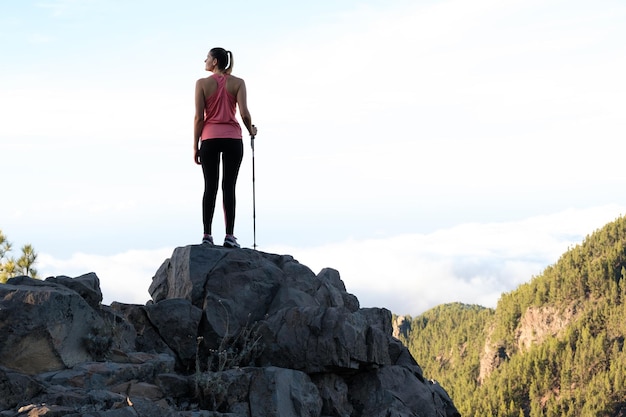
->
[196, 76, 218, 96]
[196, 76, 217, 91]
[197, 75, 218, 85]
[227, 74, 245, 84]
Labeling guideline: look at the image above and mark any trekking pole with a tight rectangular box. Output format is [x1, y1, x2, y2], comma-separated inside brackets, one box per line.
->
[251, 132, 257, 250]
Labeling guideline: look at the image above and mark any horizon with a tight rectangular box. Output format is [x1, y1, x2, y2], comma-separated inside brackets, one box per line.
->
[2, 0, 626, 316]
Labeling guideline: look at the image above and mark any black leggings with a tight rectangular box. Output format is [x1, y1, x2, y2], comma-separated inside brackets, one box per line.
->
[200, 139, 244, 235]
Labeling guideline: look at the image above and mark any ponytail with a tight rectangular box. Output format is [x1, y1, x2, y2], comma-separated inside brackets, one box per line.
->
[225, 50, 234, 74]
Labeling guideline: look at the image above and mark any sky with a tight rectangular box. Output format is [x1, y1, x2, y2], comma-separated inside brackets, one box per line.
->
[1, 0, 626, 316]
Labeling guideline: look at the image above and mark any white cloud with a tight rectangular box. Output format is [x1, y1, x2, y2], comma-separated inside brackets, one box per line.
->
[265, 205, 626, 315]
[37, 248, 174, 305]
[34, 205, 624, 315]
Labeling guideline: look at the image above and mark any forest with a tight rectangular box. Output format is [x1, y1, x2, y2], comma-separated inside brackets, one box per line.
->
[397, 216, 626, 416]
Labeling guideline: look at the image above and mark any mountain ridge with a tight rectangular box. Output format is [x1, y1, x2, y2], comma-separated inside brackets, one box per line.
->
[397, 215, 626, 416]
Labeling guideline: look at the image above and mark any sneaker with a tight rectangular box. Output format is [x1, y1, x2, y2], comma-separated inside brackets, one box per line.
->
[223, 235, 240, 248]
[202, 234, 214, 245]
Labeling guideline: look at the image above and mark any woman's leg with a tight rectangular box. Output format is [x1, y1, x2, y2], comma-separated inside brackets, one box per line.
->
[200, 140, 221, 235]
[221, 139, 244, 235]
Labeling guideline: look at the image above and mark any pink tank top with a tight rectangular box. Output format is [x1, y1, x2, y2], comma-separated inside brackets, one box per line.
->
[201, 74, 242, 140]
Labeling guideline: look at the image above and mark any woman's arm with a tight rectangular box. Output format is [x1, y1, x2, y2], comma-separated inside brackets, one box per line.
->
[193, 79, 205, 164]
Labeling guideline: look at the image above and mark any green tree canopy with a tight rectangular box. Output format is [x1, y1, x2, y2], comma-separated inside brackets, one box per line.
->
[398, 215, 626, 417]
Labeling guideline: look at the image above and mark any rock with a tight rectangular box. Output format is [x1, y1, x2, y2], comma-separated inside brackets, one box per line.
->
[0, 245, 461, 417]
[45, 272, 103, 309]
[258, 306, 392, 373]
[311, 373, 353, 417]
[195, 366, 322, 416]
[347, 366, 460, 417]
[0, 366, 43, 411]
[392, 314, 411, 339]
[109, 302, 176, 358]
[38, 353, 175, 390]
[516, 304, 576, 351]
[248, 367, 322, 417]
[155, 372, 194, 398]
[0, 276, 104, 374]
[430, 380, 462, 417]
[143, 298, 202, 371]
[315, 268, 360, 312]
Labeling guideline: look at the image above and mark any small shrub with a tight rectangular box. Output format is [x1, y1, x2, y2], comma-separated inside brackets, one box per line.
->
[83, 319, 118, 360]
[194, 301, 265, 410]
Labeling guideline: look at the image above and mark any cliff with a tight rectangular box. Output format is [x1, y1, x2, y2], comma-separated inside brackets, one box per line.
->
[0, 245, 460, 417]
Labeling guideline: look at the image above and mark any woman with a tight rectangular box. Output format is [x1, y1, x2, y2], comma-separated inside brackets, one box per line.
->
[194, 47, 257, 248]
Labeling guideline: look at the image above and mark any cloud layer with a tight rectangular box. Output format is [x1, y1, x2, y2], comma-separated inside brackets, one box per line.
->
[36, 205, 625, 315]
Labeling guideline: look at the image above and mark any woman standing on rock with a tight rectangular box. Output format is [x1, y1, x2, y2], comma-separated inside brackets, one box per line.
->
[194, 47, 257, 248]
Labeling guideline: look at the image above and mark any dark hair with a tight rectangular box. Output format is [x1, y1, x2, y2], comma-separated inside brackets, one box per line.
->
[209, 47, 233, 72]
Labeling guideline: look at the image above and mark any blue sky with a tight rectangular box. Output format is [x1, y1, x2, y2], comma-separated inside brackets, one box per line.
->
[2, 0, 626, 315]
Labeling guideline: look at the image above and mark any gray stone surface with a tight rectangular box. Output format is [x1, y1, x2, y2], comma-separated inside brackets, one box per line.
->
[0, 245, 460, 417]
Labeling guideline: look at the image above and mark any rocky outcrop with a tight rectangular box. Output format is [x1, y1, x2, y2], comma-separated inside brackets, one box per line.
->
[393, 315, 411, 339]
[516, 304, 577, 351]
[0, 245, 460, 417]
[478, 303, 579, 383]
[478, 336, 509, 384]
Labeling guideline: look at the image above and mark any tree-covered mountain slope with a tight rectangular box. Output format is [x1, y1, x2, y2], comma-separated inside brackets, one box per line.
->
[396, 216, 626, 417]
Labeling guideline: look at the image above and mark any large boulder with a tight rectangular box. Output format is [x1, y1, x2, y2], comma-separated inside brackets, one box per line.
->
[0, 245, 461, 417]
[258, 306, 393, 373]
[0, 275, 105, 374]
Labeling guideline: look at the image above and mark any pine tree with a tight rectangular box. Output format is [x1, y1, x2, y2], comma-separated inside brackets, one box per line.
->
[0, 229, 39, 283]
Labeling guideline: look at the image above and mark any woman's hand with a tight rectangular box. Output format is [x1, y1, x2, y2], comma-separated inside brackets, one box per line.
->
[194, 148, 201, 165]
